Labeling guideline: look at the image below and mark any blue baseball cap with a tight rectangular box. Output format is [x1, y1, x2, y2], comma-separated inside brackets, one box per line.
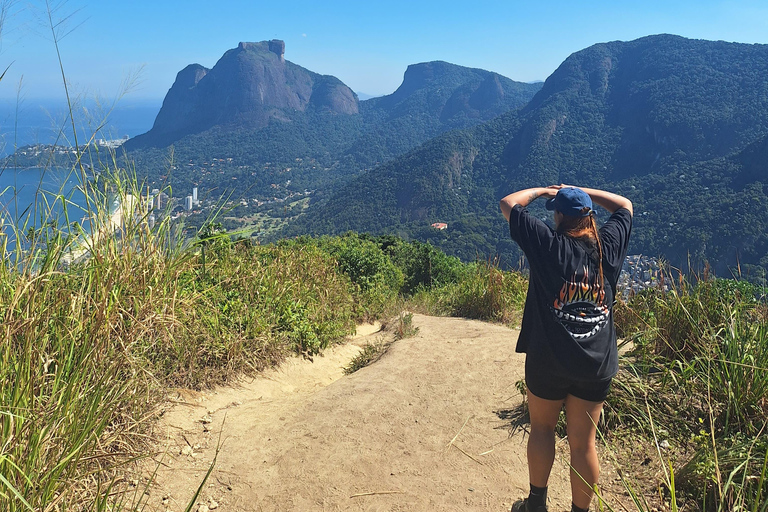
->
[545, 187, 593, 217]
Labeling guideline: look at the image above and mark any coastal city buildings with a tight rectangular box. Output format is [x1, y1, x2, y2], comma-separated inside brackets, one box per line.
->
[94, 136, 130, 149]
[617, 255, 668, 298]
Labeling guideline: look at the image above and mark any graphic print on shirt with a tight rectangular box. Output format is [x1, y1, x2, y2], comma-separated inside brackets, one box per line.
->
[551, 266, 609, 340]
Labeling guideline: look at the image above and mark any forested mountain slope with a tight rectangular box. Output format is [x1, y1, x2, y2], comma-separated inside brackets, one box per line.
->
[290, 35, 768, 276]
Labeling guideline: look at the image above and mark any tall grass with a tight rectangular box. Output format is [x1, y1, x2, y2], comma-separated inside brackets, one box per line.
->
[611, 273, 768, 511]
[1, 161, 183, 508]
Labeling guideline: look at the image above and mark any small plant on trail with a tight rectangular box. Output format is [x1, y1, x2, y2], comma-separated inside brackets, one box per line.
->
[343, 312, 419, 374]
[394, 312, 419, 340]
[343, 339, 393, 375]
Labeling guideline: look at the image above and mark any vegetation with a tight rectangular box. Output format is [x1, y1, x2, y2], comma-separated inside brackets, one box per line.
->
[288, 35, 768, 278]
[0, 166, 360, 509]
[0, 164, 528, 509]
[0, 15, 539, 506]
[2, 163, 767, 510]
[106, 61, 541, 204]
[605, 275, 768, 511]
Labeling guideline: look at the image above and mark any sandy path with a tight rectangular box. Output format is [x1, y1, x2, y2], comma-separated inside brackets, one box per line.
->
[148, 315, 630, 512]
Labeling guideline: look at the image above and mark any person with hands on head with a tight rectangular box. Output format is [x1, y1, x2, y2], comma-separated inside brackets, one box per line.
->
[500, 185, 633, 512]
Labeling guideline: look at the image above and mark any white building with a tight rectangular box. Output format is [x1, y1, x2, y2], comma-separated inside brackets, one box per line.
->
[153, 192, 169, 210]
[185, 196, 193, 211]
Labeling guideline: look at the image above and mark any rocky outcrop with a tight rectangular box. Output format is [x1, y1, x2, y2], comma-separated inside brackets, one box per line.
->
[148, 64, 209, 138]
[127, 40, 358, 148]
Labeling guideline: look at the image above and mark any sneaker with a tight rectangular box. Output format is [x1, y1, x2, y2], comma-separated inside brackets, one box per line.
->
[511, 498, 548, 512]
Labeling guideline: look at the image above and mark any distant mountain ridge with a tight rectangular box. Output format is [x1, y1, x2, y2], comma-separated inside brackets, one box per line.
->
[371, 61, 522, 120]
[349, 60, 542, 167]
[125, 41, 541, 200]
[291, 35, 768, 277]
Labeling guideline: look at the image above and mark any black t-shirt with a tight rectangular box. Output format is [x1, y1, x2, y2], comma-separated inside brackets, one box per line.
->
[508, 205, 632, 383]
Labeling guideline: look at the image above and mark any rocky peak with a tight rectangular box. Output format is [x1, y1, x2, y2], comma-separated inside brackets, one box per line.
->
[269, 39, 285, 61]
[127, 40, 358, 148]
[236, 39, 285, 61]
[393, 61, 454, 98]
[175, 64, 209, 88]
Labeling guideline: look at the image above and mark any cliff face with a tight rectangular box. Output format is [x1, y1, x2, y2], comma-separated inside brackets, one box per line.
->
[129, 40, 359, 148]
[149, 64, 209, 138]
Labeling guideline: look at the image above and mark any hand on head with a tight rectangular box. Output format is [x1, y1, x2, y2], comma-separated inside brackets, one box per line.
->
[540, 186, 560, 198]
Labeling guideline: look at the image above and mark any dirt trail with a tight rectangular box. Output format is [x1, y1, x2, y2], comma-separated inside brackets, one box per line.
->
[148, 315, 630, 512]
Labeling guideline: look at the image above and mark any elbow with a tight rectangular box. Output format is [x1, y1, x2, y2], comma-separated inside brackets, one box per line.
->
[500, 198, 514, 221]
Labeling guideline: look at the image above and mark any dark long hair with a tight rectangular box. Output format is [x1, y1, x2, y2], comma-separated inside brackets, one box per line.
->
[557, 208, 605, 294]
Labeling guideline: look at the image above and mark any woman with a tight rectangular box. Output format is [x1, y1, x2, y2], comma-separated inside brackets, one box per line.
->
[499, 185, 633, 512]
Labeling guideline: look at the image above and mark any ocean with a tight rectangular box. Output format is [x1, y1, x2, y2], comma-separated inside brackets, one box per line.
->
[0, 97, 158, 247]
[0, 99, 160, 156]
[0, 167, 88, 233]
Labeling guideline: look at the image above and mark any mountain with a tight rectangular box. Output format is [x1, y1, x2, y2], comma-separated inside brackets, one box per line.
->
[348, 61, 542, 166]
[124, 42, 541, 200]
[126, 40, 358, 149]
[289, 35, 768, 277]
[370, 61, 529, 121]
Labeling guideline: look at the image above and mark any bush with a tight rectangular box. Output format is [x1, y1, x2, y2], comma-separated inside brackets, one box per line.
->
[378, 237, 467, 295]
[412, 258, 527, 324]
[322, 233, 404, 293]
[174, 241, 359, 376]
[305, 233, 404, 318]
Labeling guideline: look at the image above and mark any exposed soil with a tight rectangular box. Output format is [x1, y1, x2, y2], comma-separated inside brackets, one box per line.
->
[145, 315, 638, 512]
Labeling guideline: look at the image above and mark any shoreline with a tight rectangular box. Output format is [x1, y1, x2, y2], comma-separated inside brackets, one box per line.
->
[61, 194, 134, 265]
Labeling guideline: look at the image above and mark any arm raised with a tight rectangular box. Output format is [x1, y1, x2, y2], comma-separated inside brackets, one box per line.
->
[577, 186, 633, 215]
[499, 187, 557, 222]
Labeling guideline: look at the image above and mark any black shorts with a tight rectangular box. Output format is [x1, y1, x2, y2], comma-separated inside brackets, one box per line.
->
[525, 357, 611, 403]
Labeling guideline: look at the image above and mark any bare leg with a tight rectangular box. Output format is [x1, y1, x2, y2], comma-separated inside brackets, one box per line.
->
[526, 390, 565, 487]
[564, 395, 604, 510]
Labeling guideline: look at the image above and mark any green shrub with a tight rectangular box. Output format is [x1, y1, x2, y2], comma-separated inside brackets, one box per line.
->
[378, 237, 467, 295]
[677, 433, 768, 511]
[321, 233, 403, 293]
[172, 241, 359, 379]
[298, 233, 405, 318]
[412, 259, 527, 324]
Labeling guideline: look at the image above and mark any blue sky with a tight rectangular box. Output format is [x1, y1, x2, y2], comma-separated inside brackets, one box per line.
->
[2, 0, 768, 103]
